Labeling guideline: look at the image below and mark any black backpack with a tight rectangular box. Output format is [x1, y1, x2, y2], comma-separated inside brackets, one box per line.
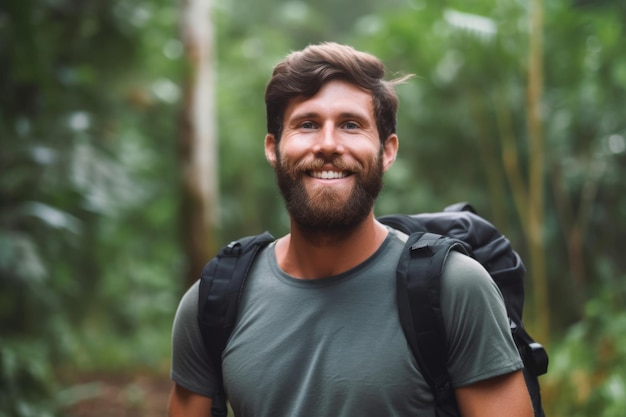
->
[197, 203, 548, 417]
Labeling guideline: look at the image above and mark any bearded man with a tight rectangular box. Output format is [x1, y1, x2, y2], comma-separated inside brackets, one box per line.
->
[168, 42, 533, 417]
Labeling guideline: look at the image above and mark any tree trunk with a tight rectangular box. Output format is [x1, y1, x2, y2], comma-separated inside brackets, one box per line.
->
[180, 0, 219, 287]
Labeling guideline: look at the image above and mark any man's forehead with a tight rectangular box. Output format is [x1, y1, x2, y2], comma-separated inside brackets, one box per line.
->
[284, 80, 374, 115]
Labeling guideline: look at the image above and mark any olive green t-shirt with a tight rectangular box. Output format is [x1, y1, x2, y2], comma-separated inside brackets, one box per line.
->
[171, 229, 523, 417]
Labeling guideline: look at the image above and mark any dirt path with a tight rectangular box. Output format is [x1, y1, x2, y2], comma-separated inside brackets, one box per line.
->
[61, 372, 172, 417]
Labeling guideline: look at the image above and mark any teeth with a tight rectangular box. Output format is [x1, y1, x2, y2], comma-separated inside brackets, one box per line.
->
[310, 170, 348, 179]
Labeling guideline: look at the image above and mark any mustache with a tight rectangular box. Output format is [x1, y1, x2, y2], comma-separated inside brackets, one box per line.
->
[280, 155, 363, 179]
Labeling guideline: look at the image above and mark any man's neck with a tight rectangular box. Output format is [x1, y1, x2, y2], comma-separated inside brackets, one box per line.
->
[274, 214, 389, 279]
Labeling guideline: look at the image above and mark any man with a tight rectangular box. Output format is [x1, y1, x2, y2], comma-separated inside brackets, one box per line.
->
[168, 42, 533, 417]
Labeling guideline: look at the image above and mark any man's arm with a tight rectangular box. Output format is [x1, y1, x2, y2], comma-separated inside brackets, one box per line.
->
[455, 370, 533, 417]
[168, 383, 213, 417]
[170, 282, 217, 416]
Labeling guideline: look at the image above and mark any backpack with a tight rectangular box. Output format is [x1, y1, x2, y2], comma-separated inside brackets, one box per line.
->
[197, 202, 548, 417]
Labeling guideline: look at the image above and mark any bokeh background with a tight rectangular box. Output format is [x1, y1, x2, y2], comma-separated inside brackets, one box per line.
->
[1, 0, 625, 416]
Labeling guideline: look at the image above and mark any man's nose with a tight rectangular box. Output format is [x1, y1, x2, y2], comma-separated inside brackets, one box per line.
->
[313, 124, 345, 156]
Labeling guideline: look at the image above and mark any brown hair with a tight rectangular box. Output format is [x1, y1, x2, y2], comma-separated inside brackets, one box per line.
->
[265, 42, 412, 142]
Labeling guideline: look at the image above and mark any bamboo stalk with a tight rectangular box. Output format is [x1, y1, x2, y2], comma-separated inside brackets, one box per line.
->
[526, 0, 550, 343]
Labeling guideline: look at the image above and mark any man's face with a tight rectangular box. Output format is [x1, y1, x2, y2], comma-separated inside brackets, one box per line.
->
[265, 79, 398, 232]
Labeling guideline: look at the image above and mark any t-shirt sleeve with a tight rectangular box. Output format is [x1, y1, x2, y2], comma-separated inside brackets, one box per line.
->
[170, 280, 217, 397]
[441, 251, 524, 387]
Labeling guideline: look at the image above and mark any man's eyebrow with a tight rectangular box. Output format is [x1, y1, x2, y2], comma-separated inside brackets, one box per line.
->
[338, 111, 369, 120]
[288, 111, 319, 121]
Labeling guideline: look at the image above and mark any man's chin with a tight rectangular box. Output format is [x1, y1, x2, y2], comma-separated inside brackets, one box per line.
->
[290, 199, 373, 231]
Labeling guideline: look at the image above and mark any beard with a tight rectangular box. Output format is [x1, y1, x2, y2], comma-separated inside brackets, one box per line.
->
[274, 150, 384, 236]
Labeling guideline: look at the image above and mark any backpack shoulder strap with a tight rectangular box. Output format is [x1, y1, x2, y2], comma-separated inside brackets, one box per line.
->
[396, 231, 468, 417]
[197, 231, 275, 417]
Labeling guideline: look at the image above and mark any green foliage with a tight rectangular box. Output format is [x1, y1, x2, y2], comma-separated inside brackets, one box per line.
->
[543, 278, 626, 417]
[0, 339, 56, 417]
[1, 0, 182, 413]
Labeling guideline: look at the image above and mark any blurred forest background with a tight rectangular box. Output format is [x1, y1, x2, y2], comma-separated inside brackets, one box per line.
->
[1, 0, 625, 416]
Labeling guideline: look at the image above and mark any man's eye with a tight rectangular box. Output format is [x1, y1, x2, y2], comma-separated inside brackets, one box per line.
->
[300, 121, 316, 129]
[343, 121, 359, 129]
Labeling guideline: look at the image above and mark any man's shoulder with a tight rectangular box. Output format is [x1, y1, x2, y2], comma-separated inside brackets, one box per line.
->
[386, 226, 409, 245]
[442, 250, 494, 291]
[175, 280, 201, 324]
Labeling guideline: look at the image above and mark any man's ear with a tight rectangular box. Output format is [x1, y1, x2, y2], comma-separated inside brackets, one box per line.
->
[264, 134, 278, 167]
[382, 134, 399, 172]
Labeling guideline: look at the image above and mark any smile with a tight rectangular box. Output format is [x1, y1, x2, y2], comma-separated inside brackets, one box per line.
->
[308, 170, 350, 179]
